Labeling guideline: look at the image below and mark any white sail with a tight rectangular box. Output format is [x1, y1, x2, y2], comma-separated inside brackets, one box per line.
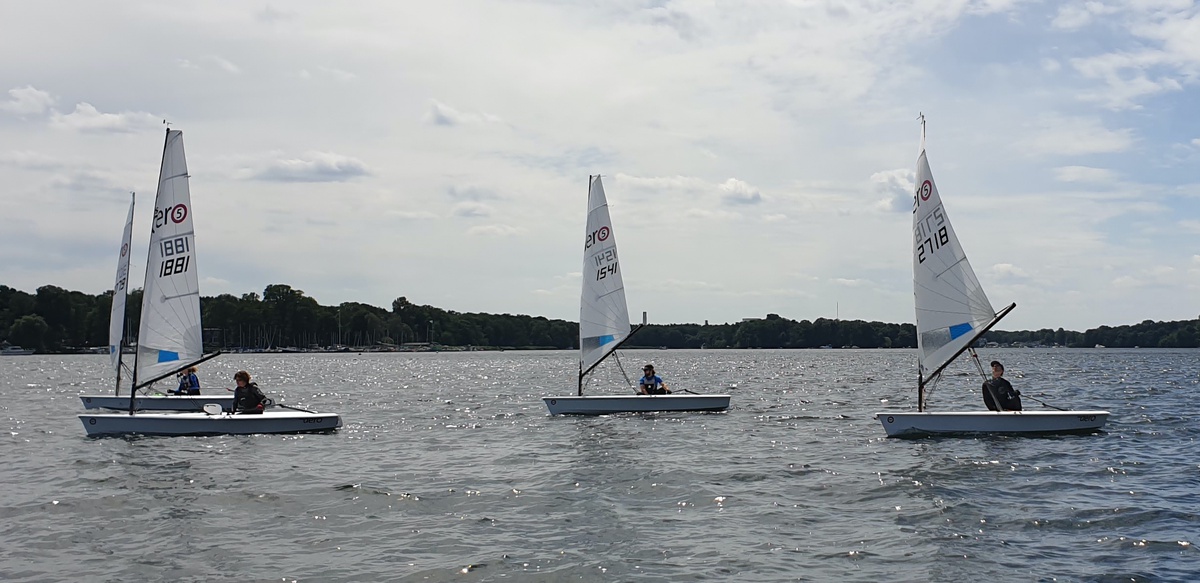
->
[912, 147, 1002, 380]
[579, 175, 630, 375]
[109, 194, 134, 373]
[136, 129, 203, 383]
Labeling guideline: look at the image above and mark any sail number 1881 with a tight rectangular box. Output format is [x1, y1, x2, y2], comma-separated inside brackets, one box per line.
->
[159, 236, 192, 277]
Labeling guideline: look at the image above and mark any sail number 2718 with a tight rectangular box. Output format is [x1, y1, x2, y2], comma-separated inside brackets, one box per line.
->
[914, 205, 948, 264]
[159, 236, 192, 277]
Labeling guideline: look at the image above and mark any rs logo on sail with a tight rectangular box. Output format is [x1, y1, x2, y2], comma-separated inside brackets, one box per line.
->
[585, 226, 610, 249]
[153, 204, 189, 230]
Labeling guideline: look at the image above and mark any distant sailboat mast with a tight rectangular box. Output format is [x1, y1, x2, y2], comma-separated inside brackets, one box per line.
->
[111, 193, 135, 394]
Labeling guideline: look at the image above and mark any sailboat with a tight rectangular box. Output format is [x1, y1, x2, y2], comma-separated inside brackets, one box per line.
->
[79, 175, 229, 412]
[876, 118, 1108, 437]
[543, 175, 730, 415]
[80, 128, 340, 436]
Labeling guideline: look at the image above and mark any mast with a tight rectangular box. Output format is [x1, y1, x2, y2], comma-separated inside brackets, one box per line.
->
[114, 192, 135, 395]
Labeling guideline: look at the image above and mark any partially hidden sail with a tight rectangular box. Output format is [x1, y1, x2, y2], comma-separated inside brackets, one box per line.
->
[578, 175, 630, 382]
[136, 129, 203, 384]
[109, 194, 135, 375]
[912, 146, 1009, 386]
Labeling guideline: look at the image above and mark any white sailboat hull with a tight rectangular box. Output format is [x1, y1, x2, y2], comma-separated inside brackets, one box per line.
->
[79, 394, 232, 411]
[876, 410, 1109, 438]
[544, 394, 731, 415]
[78, 410, 342, 437]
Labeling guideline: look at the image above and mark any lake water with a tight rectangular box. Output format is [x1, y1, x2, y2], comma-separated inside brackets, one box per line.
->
[1, 348, 1197, 582]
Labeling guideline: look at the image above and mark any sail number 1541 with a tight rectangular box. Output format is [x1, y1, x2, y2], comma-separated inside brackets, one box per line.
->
[159, 236, 192, 277]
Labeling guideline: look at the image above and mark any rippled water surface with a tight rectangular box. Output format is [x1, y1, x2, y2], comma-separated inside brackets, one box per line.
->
[2, 348, 1198, 582]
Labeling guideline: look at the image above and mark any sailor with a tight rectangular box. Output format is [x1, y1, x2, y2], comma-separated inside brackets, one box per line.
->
[638, 364, 671, 395]
[229, 370, 267, 414]
[982, 361, 1022, 411]
[172, 366, 201, 395]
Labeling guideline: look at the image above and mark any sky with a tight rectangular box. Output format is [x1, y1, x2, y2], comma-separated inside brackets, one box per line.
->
[1, 0, 1198, 332]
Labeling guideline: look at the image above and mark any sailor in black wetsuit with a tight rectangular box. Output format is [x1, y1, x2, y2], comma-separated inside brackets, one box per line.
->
[230, 370, 267, 414]
[982, 360, 1022, 411]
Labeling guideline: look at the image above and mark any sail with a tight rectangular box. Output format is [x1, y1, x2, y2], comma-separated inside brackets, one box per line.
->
[136, 129, 203, 383]
[579, 175, 630, 374]
[109, 194, 134, 373]
[912, 148, 1000, 380]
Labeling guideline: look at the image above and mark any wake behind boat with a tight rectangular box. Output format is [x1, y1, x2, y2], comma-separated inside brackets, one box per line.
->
[875, 117, 1107, 438]
[543, 175, 729, 416]
[79, 406, 341, 437]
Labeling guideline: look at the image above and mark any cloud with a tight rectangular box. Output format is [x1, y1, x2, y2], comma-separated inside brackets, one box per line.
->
[683, 208, 741, 220]
[1051, 3, 1118, 30]
[1023, 116, 1134, 155]
[453, 202, 493, 218]
[1070, 52, 1183, 110]
[448, 185, 500, 201]
[318, 66, 356, 82]
[1180, 220, 1200, 234]
[762, 213, 788, 222]
[49, 103, 160, 133]
[718, 178, 762, 205]
[615, 174, 709, 193]
[388, 210, 439, 220]
[832, 278, 868, 287]
[467, 224, 522, 236]
[1053, 165, 1117, 183]
[249, 152, 370, 182]
[424, 100, 502, 126]
[256, 5, 296, 23]
[990, 263, 1029, 280]
[870, 168, 914, 212]
[0, 150, 61, 170]
[176, 56, 242, 74]
[0, 86, 55, 116]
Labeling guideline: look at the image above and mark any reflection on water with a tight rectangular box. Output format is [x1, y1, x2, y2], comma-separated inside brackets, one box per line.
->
[1, 348, 1198, 582]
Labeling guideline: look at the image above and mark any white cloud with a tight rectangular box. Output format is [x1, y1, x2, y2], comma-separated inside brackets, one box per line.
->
[1022, 116, 1134, 155]
[249, 152, 370, 182]
[1051, 2, 1119, 30]
[718, 178, 762, 205]
[832, 278, 868, 287]
[467, 224, 522, 236]
[683, 208, 741, 220]
[1053, 166, 1117, 183]
[762, 213, 788, 222]
[453, 202, 494, 218]
[0, 150, 61, 170]
[424, 99, 503, 126]
[870, 168, 914, 213]
[0, 86, 55, 116]
[49, 103, 159, 133]
[990, 263, 1029, 280]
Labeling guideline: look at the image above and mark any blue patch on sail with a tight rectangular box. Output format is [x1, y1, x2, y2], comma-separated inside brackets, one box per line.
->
[156, 350, 180, 363]
[948, 323, 973, 340]
[596, 334, 615, 346]
[109, 345, 117, 354]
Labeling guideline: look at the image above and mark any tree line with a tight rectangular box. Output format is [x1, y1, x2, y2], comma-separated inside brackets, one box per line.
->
[2, 283, 1198, 352]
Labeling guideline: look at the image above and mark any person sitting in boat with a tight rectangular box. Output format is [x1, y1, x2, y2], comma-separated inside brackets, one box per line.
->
[171, 366, 201, 395]
[638, 364, 671, 395]
[229, 370, 267, 414]
[982, 361, 1022, 411]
